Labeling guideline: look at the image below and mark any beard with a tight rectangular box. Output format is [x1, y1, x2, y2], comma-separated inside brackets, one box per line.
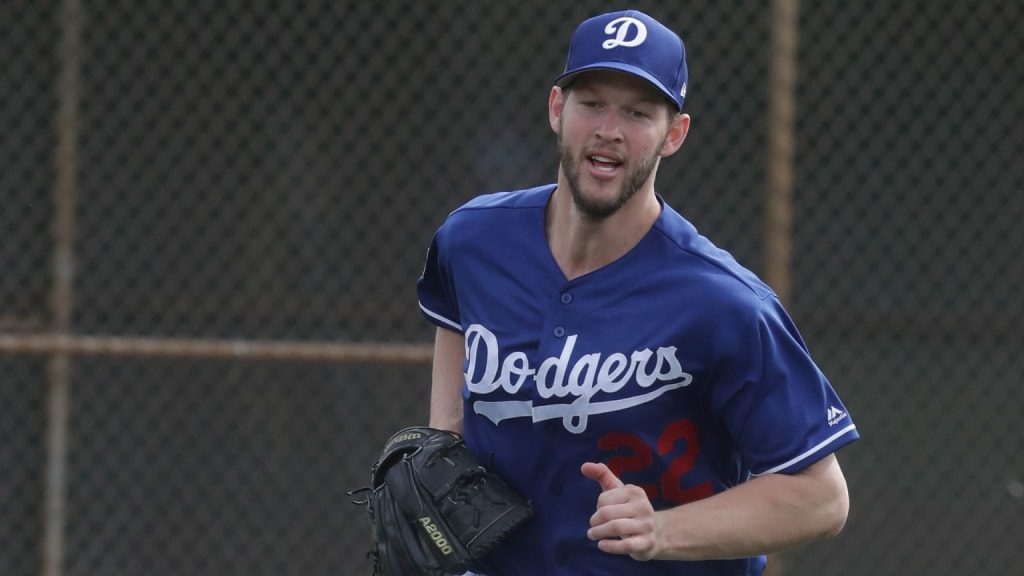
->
[557, 132, 664, 220]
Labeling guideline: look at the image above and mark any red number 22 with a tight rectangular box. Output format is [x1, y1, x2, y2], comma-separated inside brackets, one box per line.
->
[597, 419, 713, 505]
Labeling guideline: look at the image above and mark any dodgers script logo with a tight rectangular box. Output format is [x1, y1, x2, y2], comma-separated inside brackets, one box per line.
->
[602, 16, 648, 49]
[464, 324, 692, 434]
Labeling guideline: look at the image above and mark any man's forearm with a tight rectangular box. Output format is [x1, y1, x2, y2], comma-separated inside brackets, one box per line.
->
[429, 327, 466, 433]
[651, 455, 849, 561]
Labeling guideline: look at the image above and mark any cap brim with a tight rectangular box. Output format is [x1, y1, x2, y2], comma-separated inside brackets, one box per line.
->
[555, 62, 681, 110]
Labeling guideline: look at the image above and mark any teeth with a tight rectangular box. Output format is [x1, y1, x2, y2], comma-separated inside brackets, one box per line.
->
[590, 155, 620, 173]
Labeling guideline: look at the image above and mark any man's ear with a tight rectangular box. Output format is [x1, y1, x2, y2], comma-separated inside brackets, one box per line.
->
[659, 113, 691, 158]
[549, 86, 566, 134]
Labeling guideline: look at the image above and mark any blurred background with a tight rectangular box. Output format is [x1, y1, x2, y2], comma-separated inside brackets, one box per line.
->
[1, 1, 1020, 575]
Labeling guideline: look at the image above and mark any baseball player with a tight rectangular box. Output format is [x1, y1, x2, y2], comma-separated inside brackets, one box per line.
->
[417, 9, 859, 575]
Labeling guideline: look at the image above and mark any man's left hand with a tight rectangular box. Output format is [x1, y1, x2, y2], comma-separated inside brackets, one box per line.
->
[582, 461, 662, 561]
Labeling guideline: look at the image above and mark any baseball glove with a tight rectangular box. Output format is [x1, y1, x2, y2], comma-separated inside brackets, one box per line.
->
[350, 426, 533, 575]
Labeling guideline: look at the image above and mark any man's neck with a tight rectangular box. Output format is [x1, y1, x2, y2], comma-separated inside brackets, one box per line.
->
[545, 177, 661, 280]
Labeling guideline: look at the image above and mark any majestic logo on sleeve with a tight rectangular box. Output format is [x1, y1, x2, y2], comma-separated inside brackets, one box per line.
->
[602, 17, 648, 49]
[464, 324, 692, 434]
[827, 405, 849, 427]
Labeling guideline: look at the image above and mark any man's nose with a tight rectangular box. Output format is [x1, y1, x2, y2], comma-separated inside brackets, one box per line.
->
[594, 111, 624, 142]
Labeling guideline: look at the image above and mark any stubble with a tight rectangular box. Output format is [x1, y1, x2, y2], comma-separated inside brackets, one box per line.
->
[557, 131, 664, 220]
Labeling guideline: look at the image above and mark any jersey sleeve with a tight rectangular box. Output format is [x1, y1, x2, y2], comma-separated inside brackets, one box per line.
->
[416, 225, 462, 332]
[710, 297, 859, 476]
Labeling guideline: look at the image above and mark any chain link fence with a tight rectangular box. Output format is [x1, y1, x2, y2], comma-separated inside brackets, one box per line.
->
[2, 1, 1021, 575]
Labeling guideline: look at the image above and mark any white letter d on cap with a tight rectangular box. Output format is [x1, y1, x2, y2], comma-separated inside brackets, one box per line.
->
[603, 17, 647, 49]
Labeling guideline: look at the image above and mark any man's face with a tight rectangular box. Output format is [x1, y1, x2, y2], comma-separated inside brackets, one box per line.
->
[552, 71, 682, 220]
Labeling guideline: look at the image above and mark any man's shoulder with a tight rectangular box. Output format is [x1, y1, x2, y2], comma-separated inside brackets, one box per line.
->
[653, 201, 776, 303]
[433, 184, 553, 248]
[437, 184, 552, 236]
[451, 184, 554, 216]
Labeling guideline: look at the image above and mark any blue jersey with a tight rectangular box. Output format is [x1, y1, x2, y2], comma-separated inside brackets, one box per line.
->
[417, 184, 859, 576]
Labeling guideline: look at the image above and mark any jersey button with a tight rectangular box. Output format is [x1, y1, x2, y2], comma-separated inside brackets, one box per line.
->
[553, 326, 565, 338]
[560, 292, 573, 304]
[555, 543, 569, 565]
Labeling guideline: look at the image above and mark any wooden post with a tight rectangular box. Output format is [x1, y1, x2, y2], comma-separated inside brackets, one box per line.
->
[43, 1, 82, 575]
[764, 1, 799, 574]
[765, 0, 799, 307]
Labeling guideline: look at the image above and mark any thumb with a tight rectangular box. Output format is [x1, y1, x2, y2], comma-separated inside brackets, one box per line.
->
[581, 462, 624, 492]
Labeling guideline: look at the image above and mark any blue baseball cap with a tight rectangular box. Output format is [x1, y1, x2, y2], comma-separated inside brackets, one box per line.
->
[555, 10, 688, 110]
